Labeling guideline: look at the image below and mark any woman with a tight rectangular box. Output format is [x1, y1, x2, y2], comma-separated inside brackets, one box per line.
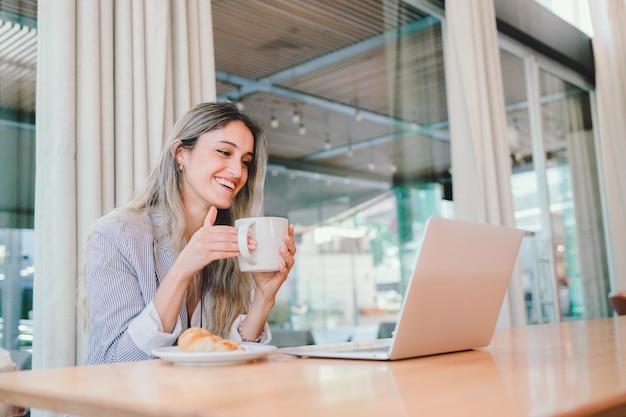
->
[0, 348, 27, 416]
[84, 102, 296, 364]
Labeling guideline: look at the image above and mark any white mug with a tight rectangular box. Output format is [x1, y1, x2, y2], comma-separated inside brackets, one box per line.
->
[235, 217, 289, 272]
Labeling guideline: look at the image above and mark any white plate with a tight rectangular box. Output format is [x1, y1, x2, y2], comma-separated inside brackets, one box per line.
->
[152, 343, 277, 366]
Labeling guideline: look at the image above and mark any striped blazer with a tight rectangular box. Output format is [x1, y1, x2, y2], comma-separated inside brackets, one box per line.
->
[85, 210, 185, 364]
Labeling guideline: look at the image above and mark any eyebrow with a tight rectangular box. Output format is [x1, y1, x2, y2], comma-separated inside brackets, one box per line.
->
[217, 140, 254, 157]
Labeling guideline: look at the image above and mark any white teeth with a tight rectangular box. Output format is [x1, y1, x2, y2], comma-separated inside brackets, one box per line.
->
[216, 178, 235, 189]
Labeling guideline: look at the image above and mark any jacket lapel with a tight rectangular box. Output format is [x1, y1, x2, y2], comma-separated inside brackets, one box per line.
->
[150, 210, 189, 328]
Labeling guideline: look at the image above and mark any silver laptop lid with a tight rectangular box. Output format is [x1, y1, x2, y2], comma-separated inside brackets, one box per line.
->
[388, 217, 523, 359]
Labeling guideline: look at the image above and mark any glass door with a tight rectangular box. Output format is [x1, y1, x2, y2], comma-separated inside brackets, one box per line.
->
[500, 40, 610, 323]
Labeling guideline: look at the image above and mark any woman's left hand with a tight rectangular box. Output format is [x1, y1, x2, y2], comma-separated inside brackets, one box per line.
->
[251, 224, 296, 298]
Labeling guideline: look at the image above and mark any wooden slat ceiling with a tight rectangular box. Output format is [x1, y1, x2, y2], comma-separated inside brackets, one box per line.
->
[212, 0, 450, 184]
[0, 0, 35, 19]
[0, 1, 37, 115]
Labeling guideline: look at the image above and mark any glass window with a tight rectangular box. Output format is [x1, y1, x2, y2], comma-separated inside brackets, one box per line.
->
[536, 70, 609, 319]
[213, 1, 450, 344]
[0, 8, 37, 369]
[501, 45, 609, 323]
[0, 229, 34, 359]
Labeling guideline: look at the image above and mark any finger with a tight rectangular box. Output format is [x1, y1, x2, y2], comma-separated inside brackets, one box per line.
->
[279, 245, 295, 269]
[210, 250, 242, 260]
[277, 261, 290, 276]
[204, 206, 218, 228]
[204, 225, 239, 239]
[283, 232, 296, 256]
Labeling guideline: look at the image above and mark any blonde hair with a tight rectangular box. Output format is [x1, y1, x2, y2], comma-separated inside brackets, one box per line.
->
[82, 102, 268, 338]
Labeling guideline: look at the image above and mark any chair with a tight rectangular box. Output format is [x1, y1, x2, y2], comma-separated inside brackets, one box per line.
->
[377, 322, 396, 339]
[609, 291, 626, 316]
[9, 350, 32, 370]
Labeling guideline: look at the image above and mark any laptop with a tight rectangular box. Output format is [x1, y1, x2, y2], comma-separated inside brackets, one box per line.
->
[284, 217, 524, 361]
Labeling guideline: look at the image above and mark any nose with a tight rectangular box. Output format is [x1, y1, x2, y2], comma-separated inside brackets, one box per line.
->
[227, 158, 243, 178]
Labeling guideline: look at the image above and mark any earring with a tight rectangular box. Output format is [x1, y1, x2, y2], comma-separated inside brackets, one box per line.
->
[179, 164, 183, 171]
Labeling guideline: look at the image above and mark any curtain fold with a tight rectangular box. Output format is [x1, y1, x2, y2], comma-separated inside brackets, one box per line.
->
[34, 3, 216, 411]
[566, 127, 610, 318]
[443, 0, 526, 326]
[589, 0, 626, 293]
[114, 0, 135, 203]
[33, 0, 78, 378]
[75, 0, 105, 364]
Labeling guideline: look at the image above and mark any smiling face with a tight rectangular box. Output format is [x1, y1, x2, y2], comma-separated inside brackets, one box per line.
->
[175, 120, 255, 218]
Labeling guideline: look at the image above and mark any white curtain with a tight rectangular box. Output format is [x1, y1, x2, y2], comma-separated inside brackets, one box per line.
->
[33, 0, 216, 393]
[443, 0, 526, 326]
[566, 128, 610, 318]
[589, 0, 626, 293]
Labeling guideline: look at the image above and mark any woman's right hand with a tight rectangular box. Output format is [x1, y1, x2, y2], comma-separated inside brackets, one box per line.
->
[177, 206, 242, 277]
[155, 206, 244, 333]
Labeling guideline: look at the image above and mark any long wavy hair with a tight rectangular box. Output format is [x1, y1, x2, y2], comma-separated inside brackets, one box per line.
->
[83, 101, 268, 338]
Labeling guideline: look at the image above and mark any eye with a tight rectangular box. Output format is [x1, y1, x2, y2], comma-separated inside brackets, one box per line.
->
[217, 149, 231, 156]
[242, 159, 253, 168]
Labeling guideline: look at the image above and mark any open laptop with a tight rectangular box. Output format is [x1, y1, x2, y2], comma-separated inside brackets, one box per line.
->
[284, 217, 524, 361]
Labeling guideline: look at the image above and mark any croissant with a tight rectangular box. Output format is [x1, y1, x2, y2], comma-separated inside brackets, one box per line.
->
[178, 327, 244, 352]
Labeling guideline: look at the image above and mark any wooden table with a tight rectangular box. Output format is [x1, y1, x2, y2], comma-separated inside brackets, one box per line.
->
[1, 317, 626, 417]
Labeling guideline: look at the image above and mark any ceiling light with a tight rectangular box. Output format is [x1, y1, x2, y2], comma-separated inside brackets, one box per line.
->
[368, 156, 376, 171]
[355, 108, 362, 122]
[390, 163, 398, 173]
[270, 115, 279, 129]
[292, 111, 301, 124]
[298, 123, 307, 135]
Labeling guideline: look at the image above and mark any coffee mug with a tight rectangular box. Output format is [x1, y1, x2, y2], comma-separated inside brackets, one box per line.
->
[235, 217, 289, 272]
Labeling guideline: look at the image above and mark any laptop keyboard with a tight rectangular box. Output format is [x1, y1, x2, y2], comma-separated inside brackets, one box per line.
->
[340, 345, 390, 354]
